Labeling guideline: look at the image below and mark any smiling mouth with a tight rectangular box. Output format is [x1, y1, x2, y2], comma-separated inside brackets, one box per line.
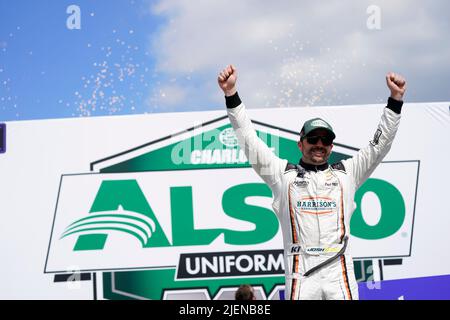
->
[311, 149, 325, 157]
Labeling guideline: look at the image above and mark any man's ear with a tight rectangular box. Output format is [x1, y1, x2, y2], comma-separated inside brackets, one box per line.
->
[297, 140, 303, 152]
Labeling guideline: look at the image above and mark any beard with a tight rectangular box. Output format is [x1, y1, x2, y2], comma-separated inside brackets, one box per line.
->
[307, 146, 329, 164]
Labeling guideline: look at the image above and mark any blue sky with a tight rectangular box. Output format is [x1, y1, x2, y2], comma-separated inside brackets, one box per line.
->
[1, 0, 449, 121]
[0, 0, 166, 120]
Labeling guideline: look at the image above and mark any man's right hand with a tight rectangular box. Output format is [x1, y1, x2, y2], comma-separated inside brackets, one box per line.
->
[218, 65, 237, 96]
[386, 72, 406, 101]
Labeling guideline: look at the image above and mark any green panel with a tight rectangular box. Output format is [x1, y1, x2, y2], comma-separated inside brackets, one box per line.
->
[101, 123, 350, 173]
[101, 124, 246, 173]
[103, 268, 285, 300]
[103, 261, 374, 300]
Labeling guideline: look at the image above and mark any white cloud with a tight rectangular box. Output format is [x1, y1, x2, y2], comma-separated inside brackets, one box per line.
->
[147, 0, 450, 110]
[146, 84, 188, 111]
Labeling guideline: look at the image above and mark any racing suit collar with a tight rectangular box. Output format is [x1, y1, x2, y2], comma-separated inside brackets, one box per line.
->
[299, 158, 329, 172]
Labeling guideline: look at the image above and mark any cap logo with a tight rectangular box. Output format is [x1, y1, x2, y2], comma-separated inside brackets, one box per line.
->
[310, 120, 329, 128]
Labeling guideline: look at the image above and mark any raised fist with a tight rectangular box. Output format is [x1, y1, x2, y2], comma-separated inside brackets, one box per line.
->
[386, 72, 407, 101]
[218, 65, 237, 96]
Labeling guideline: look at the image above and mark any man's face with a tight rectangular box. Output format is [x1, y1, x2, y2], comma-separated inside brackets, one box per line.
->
[298, 129, 334, 165]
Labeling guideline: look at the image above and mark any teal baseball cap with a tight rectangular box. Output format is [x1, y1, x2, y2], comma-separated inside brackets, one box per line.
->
[300, 118, 336, 140]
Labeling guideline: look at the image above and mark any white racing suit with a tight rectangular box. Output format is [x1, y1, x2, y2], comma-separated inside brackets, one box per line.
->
[225, 93, 402, 300]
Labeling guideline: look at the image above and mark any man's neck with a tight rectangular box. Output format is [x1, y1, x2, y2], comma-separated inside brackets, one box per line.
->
[299, 158, 329, 171]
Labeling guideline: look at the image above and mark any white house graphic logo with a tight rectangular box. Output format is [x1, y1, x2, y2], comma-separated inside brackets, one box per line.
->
[45, 115, 418, 300]
[61, 206, 156, 251]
